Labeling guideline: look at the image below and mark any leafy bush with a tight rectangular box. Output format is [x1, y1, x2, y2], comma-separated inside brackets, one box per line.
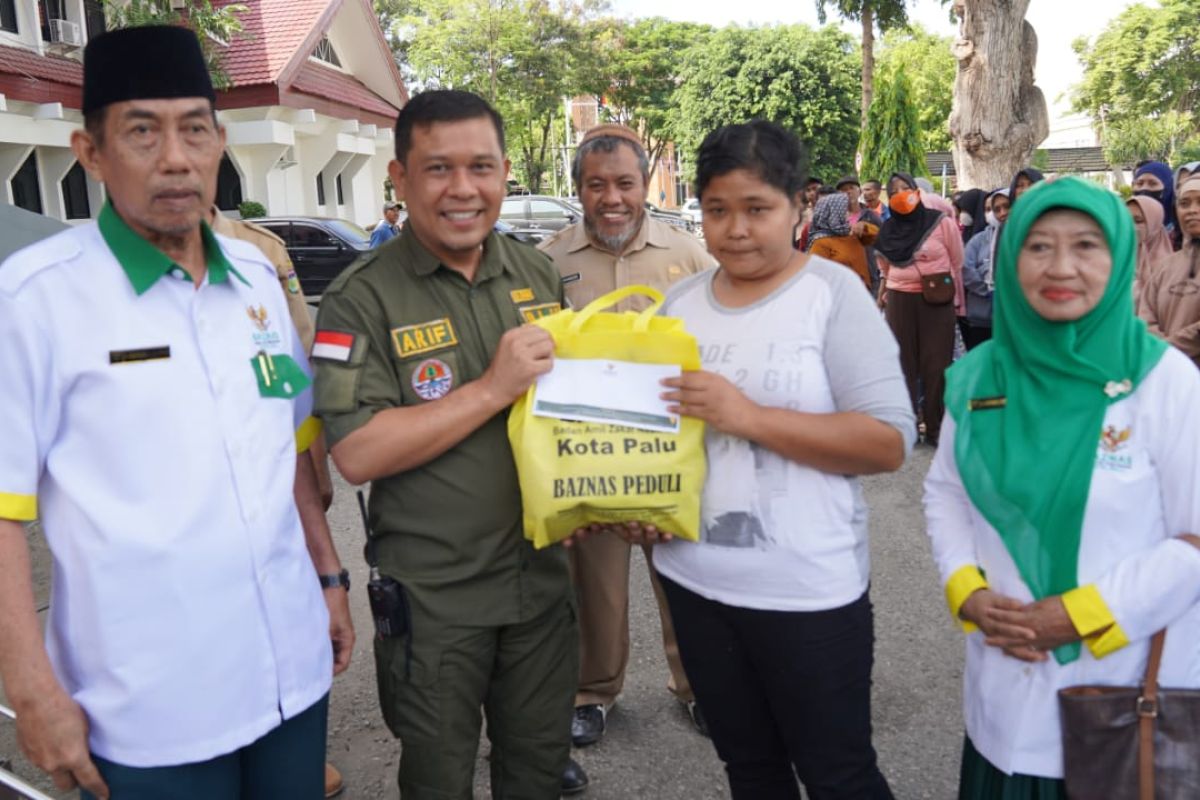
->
[238, 200, 267, 219]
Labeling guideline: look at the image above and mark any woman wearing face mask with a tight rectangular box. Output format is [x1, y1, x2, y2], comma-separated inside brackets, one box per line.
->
[1133, 161, 1179, 248]
[955, 188, 990, 245]
[1126, 195, 1174, 306]
[876, 172, 965, 446]
[959, 189, 1010, 350]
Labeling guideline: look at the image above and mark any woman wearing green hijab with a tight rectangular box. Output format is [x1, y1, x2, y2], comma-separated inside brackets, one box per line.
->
[923, 178, 1200, 798]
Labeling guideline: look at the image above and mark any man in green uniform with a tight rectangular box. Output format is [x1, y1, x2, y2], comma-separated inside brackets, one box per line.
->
[311, 90, 581, 798]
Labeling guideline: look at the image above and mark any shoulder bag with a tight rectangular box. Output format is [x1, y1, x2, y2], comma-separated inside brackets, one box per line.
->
[1058, 630, 1200, 799]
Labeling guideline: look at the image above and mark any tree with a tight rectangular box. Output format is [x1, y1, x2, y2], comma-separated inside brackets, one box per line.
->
[814, 0, 910, 132]
[672, 25, 861, 182]
[860, 64, 928, 181]
[876, 24, 955, 152]
[403, 0, 601, 193]
[948, 0, 1049, 189]
[587, 17, 714, 182]
[102, 0, 248, 90]
[1101, 112, 1199, 168]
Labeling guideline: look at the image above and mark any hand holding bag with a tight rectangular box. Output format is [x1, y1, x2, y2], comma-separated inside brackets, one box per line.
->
[1058, 630, 1200, 799]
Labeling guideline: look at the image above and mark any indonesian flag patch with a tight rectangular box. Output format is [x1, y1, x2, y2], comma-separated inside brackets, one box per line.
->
[312, 330, 355, 362]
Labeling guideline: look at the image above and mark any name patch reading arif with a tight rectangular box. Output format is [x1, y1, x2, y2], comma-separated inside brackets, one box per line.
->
[392, 318, 458, 358]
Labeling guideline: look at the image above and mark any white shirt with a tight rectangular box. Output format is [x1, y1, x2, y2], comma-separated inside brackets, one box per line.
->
[0, 216, 331, 767]
[924, 348, 1200, 778]
[654, 259, 915, 611]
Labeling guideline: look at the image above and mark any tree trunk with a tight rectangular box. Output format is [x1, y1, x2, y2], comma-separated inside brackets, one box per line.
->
[949, 0, 1049, 190]
[861, 7, 875, 134]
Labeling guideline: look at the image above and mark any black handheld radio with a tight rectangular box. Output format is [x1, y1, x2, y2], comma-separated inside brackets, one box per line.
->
[357, 490, 409, 639]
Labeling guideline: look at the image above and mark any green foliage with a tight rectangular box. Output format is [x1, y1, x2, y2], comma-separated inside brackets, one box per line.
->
[876, 24, 955, 152]
[1101, 112, 1199, 167]
[1031, 149, 1050, 171]
[672, 24, 860, 182]
[1072, 0, 1200, 138]
[860, 64, 929, 181]
[238, 200, 267, 219]
[403, 0, 603, 193]
[587, 17, 714, 179]
[102, 0, 248, 90]
[813, 0, 908, 32]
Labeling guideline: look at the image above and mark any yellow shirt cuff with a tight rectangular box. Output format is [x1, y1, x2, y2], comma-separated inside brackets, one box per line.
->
[295, 416, 323, 454]
[945, 565, 988, 633]
[0, 492, 37, 522]
[1061, 584, 1131, 659]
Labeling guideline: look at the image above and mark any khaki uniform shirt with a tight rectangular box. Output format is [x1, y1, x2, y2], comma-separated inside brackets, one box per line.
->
[211, 211, 314, 352]
[538, 216, 714, 312]
[311, 230, 571, 625]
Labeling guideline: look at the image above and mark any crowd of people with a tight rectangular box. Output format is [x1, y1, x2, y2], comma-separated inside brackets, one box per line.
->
[2, 22, 1200, 800]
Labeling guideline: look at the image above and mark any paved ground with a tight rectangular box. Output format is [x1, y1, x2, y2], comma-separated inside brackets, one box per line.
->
[2, 445, 965, 799]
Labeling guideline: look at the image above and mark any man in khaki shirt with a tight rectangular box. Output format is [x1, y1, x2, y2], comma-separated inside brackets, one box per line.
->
[208, 207, 342, 798]
[537, 124, 713, 754]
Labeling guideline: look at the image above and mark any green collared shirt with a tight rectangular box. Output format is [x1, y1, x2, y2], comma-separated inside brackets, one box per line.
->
[98, 202, 246, 294]
[312, 227, 569, 627]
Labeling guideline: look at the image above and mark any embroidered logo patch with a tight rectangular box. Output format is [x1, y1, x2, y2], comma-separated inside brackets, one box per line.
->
[313, 330, 355, 362]
[392, 319, 458, 358]
[247, 304, 282, 350]
[520, 302, 562, 323]
[411, 358, 453, 400]
[285, 271, 302, 295]
[1096, 425, 1134, 472]
[510, 288, 535, 303]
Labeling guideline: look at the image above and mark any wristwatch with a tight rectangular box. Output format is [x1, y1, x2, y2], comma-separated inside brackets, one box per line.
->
[318, 569, 351, 591]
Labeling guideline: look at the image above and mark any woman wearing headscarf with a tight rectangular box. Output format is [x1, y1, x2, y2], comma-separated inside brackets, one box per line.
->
[1133, 161, 1179, 247]
[1140, 176, 1200, 369]
[807, 192, 877, 291]
[959, 189, 1010, 350]
[955, 188, 990, 245]
[1176, 161, 1200, 192]
[924, 177, 1200, 799]
[1008, 167, 1044, 204]
[1126, 194, 1175, 306]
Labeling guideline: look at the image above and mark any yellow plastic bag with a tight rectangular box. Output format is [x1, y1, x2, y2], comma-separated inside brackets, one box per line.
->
[508, 285, 706, 549]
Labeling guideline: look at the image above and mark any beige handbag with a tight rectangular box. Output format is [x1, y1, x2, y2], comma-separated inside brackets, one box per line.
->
[1058, 630, 1200, 799]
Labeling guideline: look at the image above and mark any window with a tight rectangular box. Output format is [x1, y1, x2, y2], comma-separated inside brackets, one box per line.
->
[11, 153, 42, 214]
[215, 155, 242, 211]
[316, 175, 326, 206]
[258, 223, 290, 245]
[83, 0, 105, 40]
[530, 199, 571, 219]
[335, 173, 344, 205]
[312, 36, 341, 67]
[38, 0, 65, 42]
[62, 162, 90, 219]
[500, 198, 525, 217]
[291, 225, 337, 249]
[1, 0, 18, 34]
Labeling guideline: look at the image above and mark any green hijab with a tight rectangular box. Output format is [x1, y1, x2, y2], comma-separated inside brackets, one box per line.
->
[944, 177, 1168, 664]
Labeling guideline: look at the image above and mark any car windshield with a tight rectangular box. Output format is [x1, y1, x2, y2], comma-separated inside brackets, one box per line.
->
[327, 219, 370, 246]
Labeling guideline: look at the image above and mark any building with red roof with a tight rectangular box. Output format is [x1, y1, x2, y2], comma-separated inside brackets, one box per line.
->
[0, 0, 407, 226]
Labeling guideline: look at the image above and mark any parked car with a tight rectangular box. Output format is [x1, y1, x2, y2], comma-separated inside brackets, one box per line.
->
[680, 197, 702, 226]
[644, 202, 695, 234]
[499, 195, 581, 233]
[250, 216, 371, 296]
[495, 219, 547, 245]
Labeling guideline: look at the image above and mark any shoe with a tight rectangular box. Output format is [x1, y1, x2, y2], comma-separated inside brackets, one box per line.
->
[686, 700, 710, 738]
[324, 762, 344, 798]
[570, 704, 606, 747]
[561, 757, 589, 795]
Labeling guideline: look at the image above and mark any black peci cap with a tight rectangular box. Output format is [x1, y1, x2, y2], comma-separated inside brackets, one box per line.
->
[82, 25, 215, 115]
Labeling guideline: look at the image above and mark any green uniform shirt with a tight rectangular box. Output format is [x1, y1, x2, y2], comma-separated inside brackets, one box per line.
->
[312, 228, 570, 626]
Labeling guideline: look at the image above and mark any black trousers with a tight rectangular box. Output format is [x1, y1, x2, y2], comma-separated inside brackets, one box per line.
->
[659, 575, 894, 800]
